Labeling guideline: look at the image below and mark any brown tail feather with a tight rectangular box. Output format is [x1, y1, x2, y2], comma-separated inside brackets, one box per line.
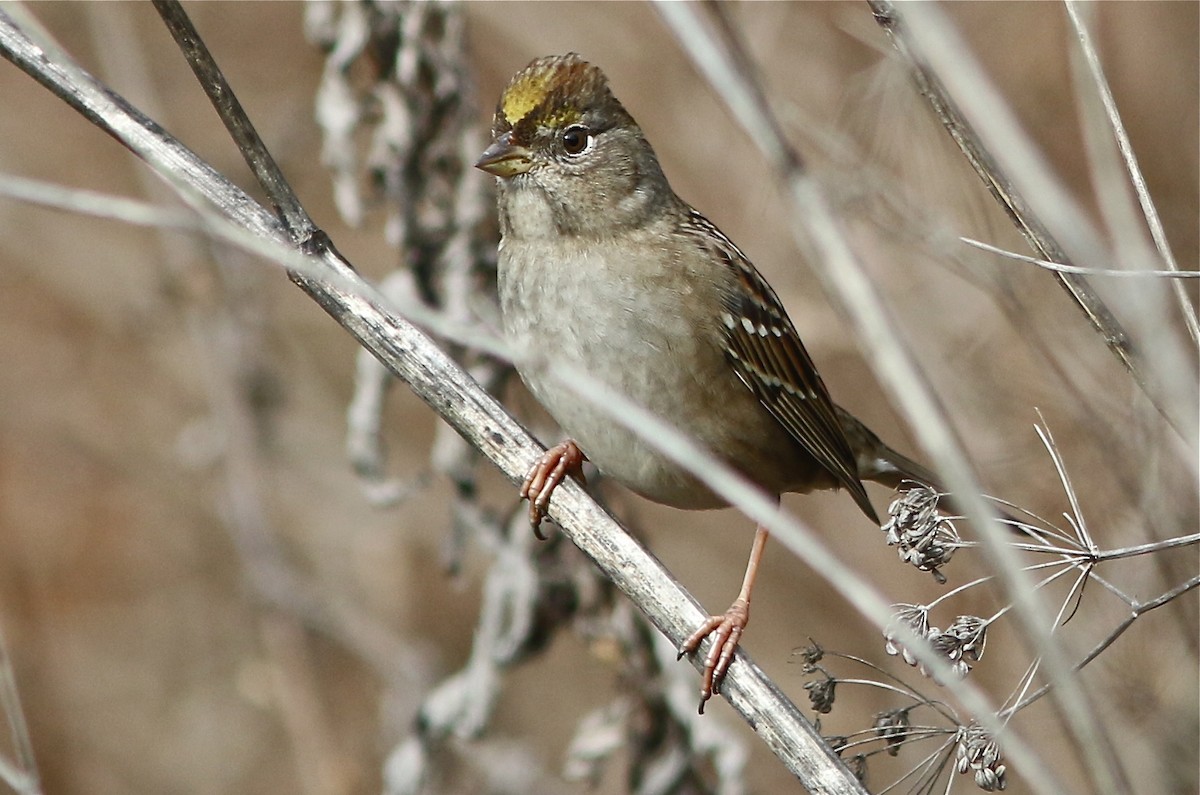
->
[835, 405, 941, 491]
[835, 405, 1022, 528]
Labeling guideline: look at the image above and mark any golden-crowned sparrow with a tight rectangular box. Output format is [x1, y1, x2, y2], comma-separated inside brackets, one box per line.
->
[476, 53, 938, 710]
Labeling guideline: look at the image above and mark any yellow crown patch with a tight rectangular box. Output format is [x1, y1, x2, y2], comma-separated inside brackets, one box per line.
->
[499, 53, 598, 128]
[501, 69, 555, 126]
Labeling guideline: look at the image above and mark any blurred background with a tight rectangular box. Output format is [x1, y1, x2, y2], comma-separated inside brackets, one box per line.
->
[0, 3, 1195, 794]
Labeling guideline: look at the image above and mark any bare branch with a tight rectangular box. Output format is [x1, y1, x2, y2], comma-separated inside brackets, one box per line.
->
[654, 3, 1140, 794]
[961, 237, 1200, 279]
[867, 0, 1194, 444]
[864, 1, 1134, 371]
[0, 625, 40, 795]
[1064, 0, 1199, 341]
[0, 7, 864, 792]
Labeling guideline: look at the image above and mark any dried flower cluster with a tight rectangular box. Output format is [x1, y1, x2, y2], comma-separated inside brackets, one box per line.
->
[872, 708, 913, 756]
[307, 0, 504, 512]
[956, 721, 1007, 791]
[884, 603, 931, 667]
[884, 603, 989, 681]
[933, 615, 988, 678]
[804, 672, 838, 714]
[800, 634, 1018, 793]
[795, 640, 825, 671]
[882, 486, 960, 583]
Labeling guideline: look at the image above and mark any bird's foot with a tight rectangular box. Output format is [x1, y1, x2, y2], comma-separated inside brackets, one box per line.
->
[520, 439, 587, 539]
[678, 598, 749, 713]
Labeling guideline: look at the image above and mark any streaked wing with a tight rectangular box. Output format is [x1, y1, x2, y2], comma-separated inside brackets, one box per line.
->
[681, 209, 876, 520]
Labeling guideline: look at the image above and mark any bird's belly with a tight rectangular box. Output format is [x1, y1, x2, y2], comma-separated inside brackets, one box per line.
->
[502, 254, 810, 506]
[519, 355, 748, 509]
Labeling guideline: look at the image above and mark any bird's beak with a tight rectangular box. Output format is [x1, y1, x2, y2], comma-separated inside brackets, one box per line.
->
[475, 131, 532, 178]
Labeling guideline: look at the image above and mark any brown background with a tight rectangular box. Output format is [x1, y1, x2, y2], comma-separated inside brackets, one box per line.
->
[0, 3, 1196, 794]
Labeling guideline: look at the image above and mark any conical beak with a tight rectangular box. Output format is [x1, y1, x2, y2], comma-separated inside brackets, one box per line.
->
[475, 131, 533, 178]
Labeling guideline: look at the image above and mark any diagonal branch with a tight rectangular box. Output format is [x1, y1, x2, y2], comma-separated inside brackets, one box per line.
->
[0, 625, 41, 795]
[867, 0, 1192, 442]
[654, 3, 1134, 794]
[1063, 0, 1199, 343]
[865, 1, 1132, 365]
[0, 7, 865, 793]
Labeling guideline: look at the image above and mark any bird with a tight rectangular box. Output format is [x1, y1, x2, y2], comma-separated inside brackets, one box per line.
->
[475, 53, 940, 711]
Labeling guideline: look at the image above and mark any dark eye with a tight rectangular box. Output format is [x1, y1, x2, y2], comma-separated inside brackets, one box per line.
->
[561, 125, 592, 155]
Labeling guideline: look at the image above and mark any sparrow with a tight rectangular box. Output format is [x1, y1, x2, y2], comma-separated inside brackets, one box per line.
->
[476, 53, 939, 710]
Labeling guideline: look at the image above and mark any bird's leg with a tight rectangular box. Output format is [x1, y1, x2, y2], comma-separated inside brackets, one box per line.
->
[520, 439, 587, 539]
[678, 522, 770, 713]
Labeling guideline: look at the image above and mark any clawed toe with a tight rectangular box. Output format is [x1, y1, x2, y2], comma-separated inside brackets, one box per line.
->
[519, 440, 586, 538]
[678, 599, 749, 713]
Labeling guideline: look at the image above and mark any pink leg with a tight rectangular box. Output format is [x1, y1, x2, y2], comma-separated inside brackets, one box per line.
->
[520, 439, 587, 539]
[678, 523, 769, 713]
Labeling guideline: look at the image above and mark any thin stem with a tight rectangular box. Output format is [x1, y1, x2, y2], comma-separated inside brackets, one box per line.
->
[949, 540, 1089, 559]
[823, 652, 957, 716]
[865, 0, 1138, 381]
[1035, 414, 1094, 552]
[1002, 657, 1045, 717]
[835, 677, 946, 704]
[0, 9, 865, 792]
[840, 724, 950, 748]
[1052, 562, 1094, 628]
[1093, 533, 1200, 562]
[877, 736, 955, 795]
[989, 497, 1082, 547]
[961, 237, 1200, 279]
[151, 0, 313, 238]
[1082, 569, 1137, 609]
[925, 574, 995, 610]
[1004, 575, 1200, 716]
[1064, 0, 1200, 342]
[983, 558, 1093, 627]
[0, 626, 41, 795]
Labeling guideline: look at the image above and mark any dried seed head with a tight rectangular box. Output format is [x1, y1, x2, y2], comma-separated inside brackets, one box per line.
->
[947, 615, 988, 666]
[886, 606, 988, 681]
[884, 603, 931, 667]
[926, 629, 964, 681]
[804, 674, 837, 714]
[847, 754, 868, 784]
[824, 734, 848, 755]
[882, 487, 960, 583]
[956, 721, 1007, 791]
[887, 484, 941, 527]
[795, 640, 824, 673]
[873, 708, 913, 756]
[924, 615, 989, 680]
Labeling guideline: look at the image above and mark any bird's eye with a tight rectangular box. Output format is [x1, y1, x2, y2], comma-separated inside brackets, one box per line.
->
[561, 125, 592, 156]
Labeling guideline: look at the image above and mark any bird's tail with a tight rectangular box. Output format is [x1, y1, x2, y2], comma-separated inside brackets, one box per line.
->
[835, 405, 1023, 528]
[835, 405, 942, 492]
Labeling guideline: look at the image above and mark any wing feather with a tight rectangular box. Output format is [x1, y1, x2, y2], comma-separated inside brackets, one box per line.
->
[682, 209, 877, 522]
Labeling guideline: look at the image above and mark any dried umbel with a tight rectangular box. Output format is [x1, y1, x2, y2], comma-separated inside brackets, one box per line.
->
[882, 486, 960, 583]
[885, 605, 988, 681]
[804, 672, 838, 714]
[794, 640, 825, 672]
[956, 721, 1007, 791]
[933, 615, 988, 677]
[884, 603, 931, 667]
[873, 708, 913, 756]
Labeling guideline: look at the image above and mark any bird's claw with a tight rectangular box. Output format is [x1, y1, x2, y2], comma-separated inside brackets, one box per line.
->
[519, 440, 586, 539]
[678, 599, 749, 713]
